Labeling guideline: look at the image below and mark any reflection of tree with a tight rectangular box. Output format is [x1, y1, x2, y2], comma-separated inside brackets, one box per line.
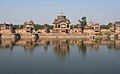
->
[78, 41, 87, 57]
[43, 41, 50, 52]
[107, 41, 115, 49]
[0, 39, 15, 53]
[0, 39, 14, 48]
[24, 41, 36, 53]
[1, 38, 120, 57]
[53, 40, 70, 60]
[91, 41, 100, 50]
[115, 40, 120, 50]
[107, 40, 120, 51]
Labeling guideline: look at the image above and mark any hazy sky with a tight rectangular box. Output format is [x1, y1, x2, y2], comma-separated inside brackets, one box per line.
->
[0, 0, 120, 25]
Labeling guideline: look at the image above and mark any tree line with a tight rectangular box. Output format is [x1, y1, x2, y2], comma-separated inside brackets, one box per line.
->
[13, 17, 114, 31]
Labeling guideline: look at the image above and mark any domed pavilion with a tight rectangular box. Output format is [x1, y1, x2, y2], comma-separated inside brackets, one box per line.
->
[53, 13, 71, 33]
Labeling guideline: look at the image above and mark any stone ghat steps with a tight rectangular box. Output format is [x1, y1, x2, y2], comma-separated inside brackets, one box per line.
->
[39, 35, 90, 39]
[0, 33, 120, 41]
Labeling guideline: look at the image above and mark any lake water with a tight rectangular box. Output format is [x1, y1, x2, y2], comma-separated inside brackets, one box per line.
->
[0, 38, 120, 74]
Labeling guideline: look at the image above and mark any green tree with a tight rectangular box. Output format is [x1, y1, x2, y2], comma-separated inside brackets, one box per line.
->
[43, 24, 50, 33]
[107, 23, 116, 33]
[79, 17, 87, 33]
[76, 24, 80, 28]
[107, 23, 113, 28]
[34, 24, 42, 31]
[78, 41, 87, 57]
[13, 25, 19, 29]
[101, 25, 109, 29]
[70, 25, 74, 29]
[48, 25, 54, 29]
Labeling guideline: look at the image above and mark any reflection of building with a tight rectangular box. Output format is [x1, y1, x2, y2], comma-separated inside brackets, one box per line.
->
[53, 13, 71, 33]
[53, 39, 70, 59]
[115, 40, 120, 50]
[15, 39, 36, 52]
[0, 38, 120, 57]
[0, 39, 14, 48]
[37, 39, 50, 52]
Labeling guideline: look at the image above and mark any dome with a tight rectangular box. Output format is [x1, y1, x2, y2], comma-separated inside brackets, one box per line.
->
[29, 20, 35, 25]
[57, 13, 66, 19]
[58, 13, 65, 16]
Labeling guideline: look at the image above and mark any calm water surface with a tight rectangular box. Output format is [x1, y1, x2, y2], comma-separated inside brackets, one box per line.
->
[0, 38, 120, 74]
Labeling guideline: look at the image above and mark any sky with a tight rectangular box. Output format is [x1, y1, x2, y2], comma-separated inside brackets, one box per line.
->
[0, 0, 120, 25]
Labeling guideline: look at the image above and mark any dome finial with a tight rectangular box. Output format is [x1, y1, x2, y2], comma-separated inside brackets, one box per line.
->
[58, 12, 65, 16]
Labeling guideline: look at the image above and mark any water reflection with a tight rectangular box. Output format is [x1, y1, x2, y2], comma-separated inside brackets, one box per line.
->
[16, 39, 37, 53]
[0, 38, 14, 49]
[0, 38, 120, 59]
[78, 41, 87, 57]
[53, 39, 70, 59]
